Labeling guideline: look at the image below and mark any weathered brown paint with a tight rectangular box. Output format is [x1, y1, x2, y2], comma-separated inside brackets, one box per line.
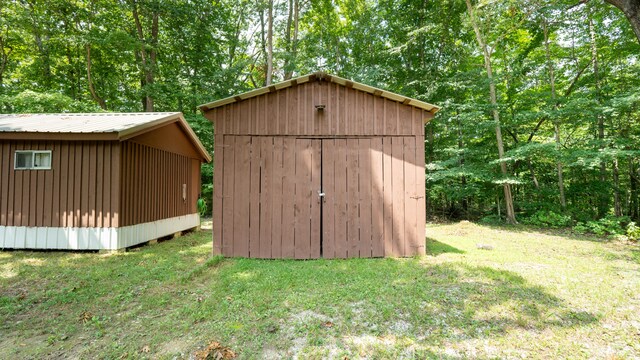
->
[206, 77, 427, 258]
[1, 123, 204, 229]
[0, 141, 119, 228]
[118, 139, 199, 227]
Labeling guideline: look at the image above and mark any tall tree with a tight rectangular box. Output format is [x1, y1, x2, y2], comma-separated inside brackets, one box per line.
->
[266, 0, 274, 85]
[542, 19, 567, 210]
[465, 0, 517, 224]
[129, 0, 159, 111]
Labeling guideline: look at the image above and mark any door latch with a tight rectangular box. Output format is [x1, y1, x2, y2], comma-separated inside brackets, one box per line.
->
[318, 190, 326, 203]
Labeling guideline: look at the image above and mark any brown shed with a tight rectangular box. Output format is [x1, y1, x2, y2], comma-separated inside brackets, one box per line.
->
[0, 112, 211, 250]
[200, 72, 440, 259]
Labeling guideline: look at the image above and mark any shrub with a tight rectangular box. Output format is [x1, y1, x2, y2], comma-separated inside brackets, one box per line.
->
[626, 222, 640, 241]
[573, 222, 589, 234]
[479, 215, 503, 225]
[572, 215, 630, 237]
[522, 210, 572, 228]
[197, 197, 208, 217]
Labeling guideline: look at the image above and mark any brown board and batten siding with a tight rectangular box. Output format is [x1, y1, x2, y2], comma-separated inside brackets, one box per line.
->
[0, 140, 120, 228]
[119, 123, 204, 227]
[0, 112, 211, 251]
[209, 81, 427, 137]
[202, 72, 439, 259]
[119, 141, 197, 227]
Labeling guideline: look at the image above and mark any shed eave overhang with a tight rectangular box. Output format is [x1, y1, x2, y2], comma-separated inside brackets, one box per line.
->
[0, 112, 212, 163]
[117, 112, 212, 163]
[198, 72, 441, 115]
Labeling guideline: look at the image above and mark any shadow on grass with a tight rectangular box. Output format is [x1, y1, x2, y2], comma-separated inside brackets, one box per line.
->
[0, 230, 602, 358]
[0, 233, 213, 314]
[476, 222, 610, 243]
[425, 238, 465, 255]
[189, 256, 600, 357]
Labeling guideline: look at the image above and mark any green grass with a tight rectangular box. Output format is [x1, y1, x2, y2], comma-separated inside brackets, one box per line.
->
[1, 221, 639, 359]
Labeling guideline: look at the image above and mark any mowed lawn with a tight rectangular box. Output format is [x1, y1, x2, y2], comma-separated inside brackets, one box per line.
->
[1, 222, 639, 359]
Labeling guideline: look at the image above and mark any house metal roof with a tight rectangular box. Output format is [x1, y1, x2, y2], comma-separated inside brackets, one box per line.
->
[0, 112, 211, 162]
[198, 71, 441, 113]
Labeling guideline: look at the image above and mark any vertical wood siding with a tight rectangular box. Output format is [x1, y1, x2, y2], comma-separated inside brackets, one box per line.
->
[214, 136, 323, 258]
[209, 78, 427, 258]
[119, 141, 198, 227]
[209, 80, 428, 137]
[321, 137, 425, 258]
[214, 135, 425, 258]
[0, 140, 120, 228]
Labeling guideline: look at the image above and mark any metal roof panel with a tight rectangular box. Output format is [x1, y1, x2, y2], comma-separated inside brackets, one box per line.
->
[0, 112, 181, 133]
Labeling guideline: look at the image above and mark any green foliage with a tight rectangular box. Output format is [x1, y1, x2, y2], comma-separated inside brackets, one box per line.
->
[0, 0, 639, 224]
[479, 214, 504, 225]
[626, 222, 640, 241]
[196, 198, 208, 217]
[0, 91, 102, 113]
[522, 211, 572, 228]
[573, 216, 630, 236]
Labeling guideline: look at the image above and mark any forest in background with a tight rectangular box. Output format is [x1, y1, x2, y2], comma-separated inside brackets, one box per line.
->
[1, 0, 639, 234]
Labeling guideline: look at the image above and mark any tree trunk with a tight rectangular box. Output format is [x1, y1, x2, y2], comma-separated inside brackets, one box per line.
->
[0, 0, 12, 91]
[543, 20, 567, 210]
[27, 0, 52, 89]
[613, 158, 622, 216]
[149, 12, 158, 110]
[266, 0, 273, 85]
[630, 158, 639, 221]
[228, 6, 245, 71]
[457, 112, 468, 217]
[0, 35, 11, 91]
[131, 0, 156, 112]
[590, 13, 607, 217]
[85, 45, 107, 110]
[604, 0, 640, 44]
[38, 36, 52, 88]
[292, 0, 299, 75]
[426, 122, 434, 220]
[527, 160, 539, 190]
[465, 0, 517, 224]
[283, 0, 293, 79]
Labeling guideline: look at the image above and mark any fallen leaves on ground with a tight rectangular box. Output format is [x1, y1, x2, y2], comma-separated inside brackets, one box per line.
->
[194, 341, 237, 360]
[78, 311, 93, 324]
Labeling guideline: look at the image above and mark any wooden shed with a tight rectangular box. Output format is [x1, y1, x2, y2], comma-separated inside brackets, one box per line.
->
[0, 112, 211, 250]
[200, 72, 440, 259]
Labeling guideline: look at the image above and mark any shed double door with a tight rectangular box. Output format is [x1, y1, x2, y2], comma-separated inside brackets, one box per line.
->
[217, 135, 424, 259]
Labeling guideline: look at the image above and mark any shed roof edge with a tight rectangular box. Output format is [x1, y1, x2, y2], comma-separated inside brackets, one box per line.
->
[198, 72, 441, 114]
[118, 112, 212, 163]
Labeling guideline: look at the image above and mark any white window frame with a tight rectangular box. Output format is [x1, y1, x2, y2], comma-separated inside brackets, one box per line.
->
[14, 150, 52, 170]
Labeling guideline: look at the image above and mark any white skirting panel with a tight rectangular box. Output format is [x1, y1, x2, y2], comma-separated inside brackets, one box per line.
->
[0, 214, 200, 250]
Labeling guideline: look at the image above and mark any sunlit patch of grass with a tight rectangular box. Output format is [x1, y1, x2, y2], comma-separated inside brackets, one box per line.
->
[20, 258, 45, 266]
[0, 264, 18, 279]
[1, 223, 639, 358]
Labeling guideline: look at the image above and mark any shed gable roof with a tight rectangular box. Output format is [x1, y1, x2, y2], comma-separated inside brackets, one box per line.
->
[198, 72, 440, 114]
[0, 112, 211, 162]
